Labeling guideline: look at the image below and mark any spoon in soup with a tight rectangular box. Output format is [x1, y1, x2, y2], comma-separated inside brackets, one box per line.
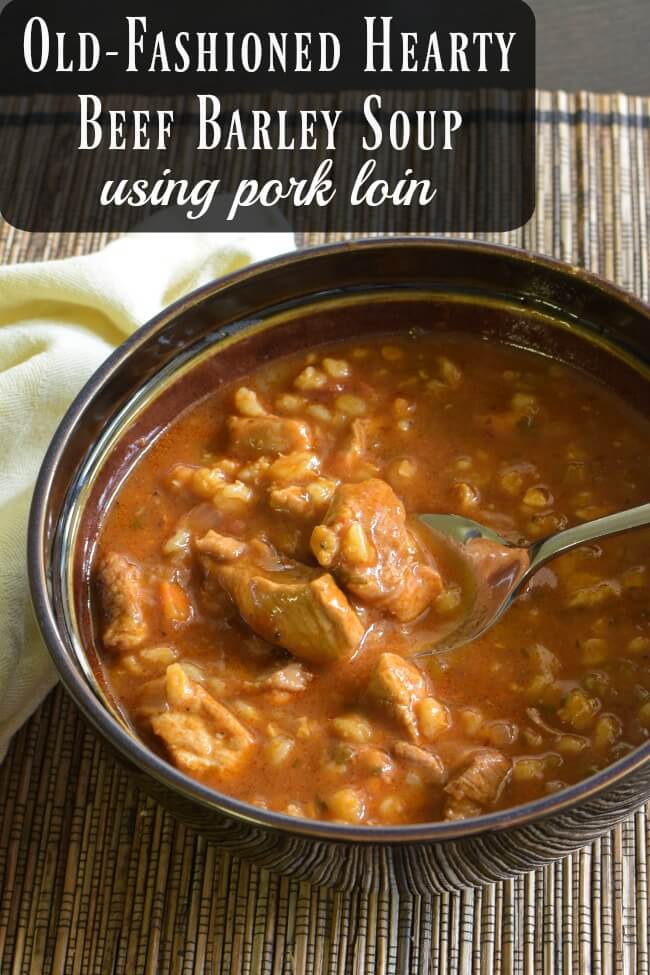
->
[414, 502, 650, 657]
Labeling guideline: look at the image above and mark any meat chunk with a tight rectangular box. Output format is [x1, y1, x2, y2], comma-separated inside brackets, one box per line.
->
[331, 419, 369, 476]
[248, 661, 312, 693]
[268, 484, 312, 517]
[443, 749, 511, 821]
[151, 663, 254, 776]
[227, 415, 311, 458]
[219, 566, 363, 664]
[268, 477, 337, 520]
[367, 652, 429, 740]
[310, 479, 442, 622]
[198, 533, 364, 663]
[195, 530, 246, 561]
[394, 742, 446, 784]
[97, 552, 148, 650]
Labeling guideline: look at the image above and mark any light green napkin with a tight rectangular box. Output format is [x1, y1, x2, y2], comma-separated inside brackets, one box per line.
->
[0, 231, 295, 760]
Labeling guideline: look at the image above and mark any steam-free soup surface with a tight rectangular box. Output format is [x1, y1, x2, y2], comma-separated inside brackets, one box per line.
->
[93, 332, 650, 825]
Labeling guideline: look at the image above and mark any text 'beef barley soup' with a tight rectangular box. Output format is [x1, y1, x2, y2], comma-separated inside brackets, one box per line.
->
[93, 333, 650, 825]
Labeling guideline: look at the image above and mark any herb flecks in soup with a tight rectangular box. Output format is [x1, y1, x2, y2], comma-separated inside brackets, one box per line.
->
[93, 334, 650, 825]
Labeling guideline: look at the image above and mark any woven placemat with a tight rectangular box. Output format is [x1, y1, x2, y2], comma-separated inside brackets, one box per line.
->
[1, 90, 649, 974]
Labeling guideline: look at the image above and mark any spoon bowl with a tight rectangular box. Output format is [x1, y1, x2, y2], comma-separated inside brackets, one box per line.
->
[415, 502, 650, 657]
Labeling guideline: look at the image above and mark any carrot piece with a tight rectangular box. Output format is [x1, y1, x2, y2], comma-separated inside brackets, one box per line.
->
[160, 580, 192, 623]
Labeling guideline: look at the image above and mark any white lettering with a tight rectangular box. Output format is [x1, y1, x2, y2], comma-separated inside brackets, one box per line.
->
[495, 32, 516, 71]
[23, 17, 48, 72]
[472, 32, 491, 72]
[294, 32, 311, 71]
[362, 93, 383, 150]
[226, 159, 335, 221]
[364, 16, 392, 72]
[99, 169, 222, 221]
[362, 95, 463, 151]
[79, 33, 100, 71]
[56, 32, 73, 71]
[322, 110, 342, 150]
[126, 16, 147, 72]
[443, 110, 463, 149]
[423, 32, 444, 72]
[321, 33, 340, 71]
[449, 33, 469, 72]
[79, 96, 175, 150]
[78, 94, 102, 150]
[197, 94, 220, 150]
[402, 32, 418, 72]
[150, 33, 170, 72]
[195, 32, 218, 72]
[174, 32, 191, 72]
[241, 32, 263, 72]
[351, 159, 437, 207]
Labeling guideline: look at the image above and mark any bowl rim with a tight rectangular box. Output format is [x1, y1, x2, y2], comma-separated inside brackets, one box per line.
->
[28, 235, 650, 845]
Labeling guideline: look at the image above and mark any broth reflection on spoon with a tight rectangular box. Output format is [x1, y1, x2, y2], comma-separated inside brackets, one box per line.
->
[414, 502, 650, 658]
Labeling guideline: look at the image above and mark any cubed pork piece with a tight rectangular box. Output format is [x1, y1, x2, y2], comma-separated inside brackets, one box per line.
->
[268, 484, 313, 517]
[248, 661, 312, 693]
[310, 478, 442, 622]
[195, 530, 246, 561]
[151, 663, 254, 776]
[443, 749, 511, 821]
[227, 414, 312, 458]
[331, 419, 368, 476]
[367, 652, 429, 740]
[217, 566, 363, 665]
[268, 477, 337, 521]
[97, 552, 148, 650]
[393, 742, 446, 784]
[197, 531, 364, 664]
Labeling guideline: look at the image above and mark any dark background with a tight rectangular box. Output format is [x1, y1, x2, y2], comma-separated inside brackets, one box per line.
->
[533, 0, 649, 94]
[0, 0, 535, 233]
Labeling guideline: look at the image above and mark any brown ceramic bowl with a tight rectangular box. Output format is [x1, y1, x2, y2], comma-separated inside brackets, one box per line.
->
[28, 238, 650, 893]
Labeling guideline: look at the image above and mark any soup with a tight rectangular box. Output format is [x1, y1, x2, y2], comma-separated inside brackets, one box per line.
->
[92, 332, 650, 825]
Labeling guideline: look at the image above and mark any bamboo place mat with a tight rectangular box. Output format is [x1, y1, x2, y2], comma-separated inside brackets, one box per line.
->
[1, 90, 650, 974]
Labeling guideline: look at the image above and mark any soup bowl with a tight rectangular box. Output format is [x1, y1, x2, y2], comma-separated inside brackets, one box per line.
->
[28, 238, 650, 893]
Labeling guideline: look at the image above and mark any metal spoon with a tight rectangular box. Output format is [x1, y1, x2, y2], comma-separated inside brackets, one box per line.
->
[414, 502, 650, 657]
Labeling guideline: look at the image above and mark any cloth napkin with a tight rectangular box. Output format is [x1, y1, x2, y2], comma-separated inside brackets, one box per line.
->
[0, 230, 296, 761]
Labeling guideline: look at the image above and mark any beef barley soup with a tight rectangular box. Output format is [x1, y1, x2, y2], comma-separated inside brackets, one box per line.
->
[93, 332, 650, 826]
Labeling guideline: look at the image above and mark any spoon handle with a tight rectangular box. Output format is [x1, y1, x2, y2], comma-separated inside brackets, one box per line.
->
[527, 501, 650, 575]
